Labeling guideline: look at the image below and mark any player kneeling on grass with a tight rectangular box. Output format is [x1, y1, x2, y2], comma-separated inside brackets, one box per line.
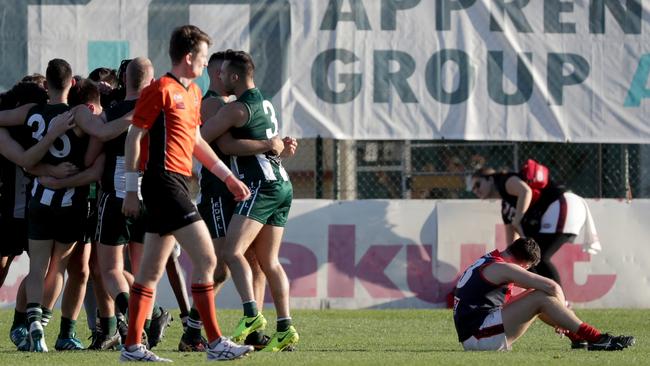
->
[453, 237, 635, 351]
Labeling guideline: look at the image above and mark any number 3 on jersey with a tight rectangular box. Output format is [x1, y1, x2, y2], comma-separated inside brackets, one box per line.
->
[27, 113, 71, 158]
[263, 100, 279, 138]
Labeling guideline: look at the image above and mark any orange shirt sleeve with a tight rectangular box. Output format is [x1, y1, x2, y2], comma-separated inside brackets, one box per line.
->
[193, 84, 203, 126]
[133, 81, 165, 130]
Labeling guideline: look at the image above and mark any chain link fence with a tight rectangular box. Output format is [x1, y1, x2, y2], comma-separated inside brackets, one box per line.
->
[284, 139, 648, 200]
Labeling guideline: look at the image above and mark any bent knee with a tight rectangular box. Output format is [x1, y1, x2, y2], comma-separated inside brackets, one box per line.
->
[532, 289, 563, 305]
[213, 265, 230, 285]
[195, 254, 217, 274]
[137, 263, 167, 284]
[222, 251, 243, 266]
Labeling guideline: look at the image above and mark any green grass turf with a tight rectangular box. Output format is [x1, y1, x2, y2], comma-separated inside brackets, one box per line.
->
[0, 308, 646, 365]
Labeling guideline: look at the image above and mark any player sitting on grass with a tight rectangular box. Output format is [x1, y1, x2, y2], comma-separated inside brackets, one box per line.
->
[453, 237, 635, 351]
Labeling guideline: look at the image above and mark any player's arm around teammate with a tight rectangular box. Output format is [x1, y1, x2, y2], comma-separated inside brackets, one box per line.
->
[38, 89, 107, 351]
[0, 112, 75, 169]
[210, 50, 298, 351]
[187, 50, 287, 350]
[38, 153, 104, 190]
[193, 128, 250, 201]
[70, 103, 133, 142]
[0, 103, 37, 126]
[215, 131, 284, 156]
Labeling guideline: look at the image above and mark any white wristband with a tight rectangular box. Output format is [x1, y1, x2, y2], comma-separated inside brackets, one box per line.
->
[125, 172, 139, 192]
[210, 160, 233, 182]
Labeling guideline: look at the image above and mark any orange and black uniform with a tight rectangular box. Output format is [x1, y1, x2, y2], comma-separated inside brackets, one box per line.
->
[132, 73, 202, 234]
[126, 74, 225, 350]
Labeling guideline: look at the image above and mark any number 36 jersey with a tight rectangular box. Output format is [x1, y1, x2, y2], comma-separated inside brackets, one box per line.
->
[229, 88, 288, 183]
[24, 103, 89, 207]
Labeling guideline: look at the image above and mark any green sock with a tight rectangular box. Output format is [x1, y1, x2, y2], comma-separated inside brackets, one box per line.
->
[100, 316, 117, 336]
[12, 310, 27, 330]
[59, 317, 77, 339]
[243, 301, 258, 318]
[144, 319, 152, 333]
[115, 292, 130, 317]
[151, 304, 163, 319]
[277, 318, 292, 332]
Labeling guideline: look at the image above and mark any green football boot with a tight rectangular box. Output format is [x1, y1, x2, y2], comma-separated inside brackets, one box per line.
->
[261, 326, 299, 352]
[231, 313, 267, 343]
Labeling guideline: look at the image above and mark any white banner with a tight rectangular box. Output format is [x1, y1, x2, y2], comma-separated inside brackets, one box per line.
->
[2, 0, 649, 142]
[2, 199, 649, 309]
[282, 1, 650, 142]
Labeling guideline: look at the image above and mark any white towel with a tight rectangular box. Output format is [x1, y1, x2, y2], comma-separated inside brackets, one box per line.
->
[581, 198, 602, 255]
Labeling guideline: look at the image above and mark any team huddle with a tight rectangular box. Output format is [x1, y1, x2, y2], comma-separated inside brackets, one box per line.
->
[0, 25, 298, 362]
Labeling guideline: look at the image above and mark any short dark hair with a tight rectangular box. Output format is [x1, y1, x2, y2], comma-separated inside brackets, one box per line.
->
[88, 67, 118, 88]
[117, 59, 133, 87]
[46, 58, 73, 91]
[21, 73, 46, 89]
[223, 49, 255, 77]
[208, 51, 226, 67]
[169, 25, 211, 65]
[68, 78, 100, 106]
[11, 81, 48, 106]
[0, 79, 48, 109]
[508, 238, 541, 267]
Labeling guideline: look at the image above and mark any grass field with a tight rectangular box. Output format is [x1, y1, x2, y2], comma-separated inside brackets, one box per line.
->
[0, 308, 646, 365]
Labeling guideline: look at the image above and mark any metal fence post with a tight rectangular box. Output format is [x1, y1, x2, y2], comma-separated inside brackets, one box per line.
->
[339, 140, 357, 199]
[402, 140, 412, 199]
[623, 144, 631, 200]
[316, 135, 324, 198]
[598, 144, 603, 198]
[333, 139, 340, 200]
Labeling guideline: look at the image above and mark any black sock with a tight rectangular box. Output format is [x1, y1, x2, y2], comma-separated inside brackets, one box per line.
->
[243, 301, 258, 318]
[186, 307, 202, 338]
[115, 292, 130, 317]
[12, 310, 27, 330]
[277, 318, 292, 332]
[245, 330, 265, 344]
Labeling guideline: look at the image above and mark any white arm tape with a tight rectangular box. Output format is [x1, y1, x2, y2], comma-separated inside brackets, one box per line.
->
[125, 172, 139, 192]
[210, 160, 233, 182]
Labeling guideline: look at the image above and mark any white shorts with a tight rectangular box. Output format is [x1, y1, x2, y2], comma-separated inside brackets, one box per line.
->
[539, 192, 586, 235]
[462, 310, 510, 351]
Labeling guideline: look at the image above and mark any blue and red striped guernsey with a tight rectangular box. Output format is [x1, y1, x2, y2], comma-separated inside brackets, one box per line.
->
[453, 250, 513, 342]
[132, 73, 202, 177]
